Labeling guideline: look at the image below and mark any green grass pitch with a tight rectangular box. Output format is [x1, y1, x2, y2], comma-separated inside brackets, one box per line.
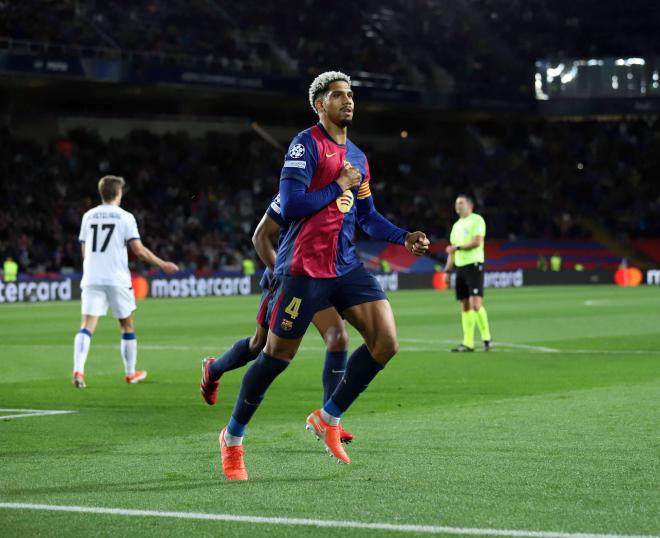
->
[1, 285, 659, 537]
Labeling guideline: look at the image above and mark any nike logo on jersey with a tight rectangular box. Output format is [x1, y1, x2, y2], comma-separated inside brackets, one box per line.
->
[331, 369, 345, 374]
[326, 152, 337, 157]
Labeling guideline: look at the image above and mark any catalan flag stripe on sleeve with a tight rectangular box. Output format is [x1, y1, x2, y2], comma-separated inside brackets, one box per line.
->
[357, 178, 371, 200]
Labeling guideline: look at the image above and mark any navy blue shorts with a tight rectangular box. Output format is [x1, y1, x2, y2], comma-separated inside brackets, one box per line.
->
[266, 265, 387, 339]
[256, 284, 332, 329]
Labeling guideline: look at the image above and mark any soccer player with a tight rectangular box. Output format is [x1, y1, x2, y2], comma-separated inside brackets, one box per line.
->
[216, 71, 430, 480]
[200, 193, 354, 442]
[443, 194, 492, 352]
[73, 175, 178, 388]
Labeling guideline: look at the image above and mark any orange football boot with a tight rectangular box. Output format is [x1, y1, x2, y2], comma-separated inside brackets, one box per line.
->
[219, 427, 248, 481]
[125, 370, 147, 384]
[305, 409, 350, 464]
[339, 426, 354, 444]
[72, 371, 86, 389]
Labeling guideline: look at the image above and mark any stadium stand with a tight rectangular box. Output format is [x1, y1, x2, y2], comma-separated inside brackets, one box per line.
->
[1, 118, 658, 274]
[3, 1, 659, 95]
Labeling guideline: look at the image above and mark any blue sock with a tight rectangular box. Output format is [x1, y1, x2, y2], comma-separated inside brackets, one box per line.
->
[323, 344, 383, 418]
[209, 337, 258, 380]
[227, 352, 289, 437]
[322, 351, 347, 405]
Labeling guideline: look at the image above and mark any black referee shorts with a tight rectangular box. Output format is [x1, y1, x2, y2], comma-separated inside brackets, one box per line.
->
[455, 262, 485, 301]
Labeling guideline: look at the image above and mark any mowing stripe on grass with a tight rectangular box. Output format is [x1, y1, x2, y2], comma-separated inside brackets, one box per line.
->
[0, 502, 657, 538]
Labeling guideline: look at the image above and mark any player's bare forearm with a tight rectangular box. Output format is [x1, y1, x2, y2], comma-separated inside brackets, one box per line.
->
[445, 235, 482, 254]
[252, 214, 280, 270]
[461, 236, 483, 250]
[460, 236, 483, 250]
[443, 252, 454, 273]
[129, 240, 178, 273]
[253, 232, 278, 270]
[138, 247, 164, 268]
[253, 237, 277, 270]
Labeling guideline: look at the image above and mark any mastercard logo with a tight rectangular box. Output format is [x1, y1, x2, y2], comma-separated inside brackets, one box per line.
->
[131, 275, 150, 299]
[336, 190, 354, 214]
[614, 267, 642, 287]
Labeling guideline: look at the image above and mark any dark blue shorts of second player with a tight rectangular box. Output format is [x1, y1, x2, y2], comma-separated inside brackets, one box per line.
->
[266, 265, 387, 339]
[256, 287, 272, 329]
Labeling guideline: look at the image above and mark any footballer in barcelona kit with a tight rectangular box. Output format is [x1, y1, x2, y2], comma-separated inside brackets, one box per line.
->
[215, 71, 430, 481]
[266, 122, 394, 339]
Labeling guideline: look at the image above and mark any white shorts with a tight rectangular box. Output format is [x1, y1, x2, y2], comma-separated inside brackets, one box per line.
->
[81, 285, 136, 319]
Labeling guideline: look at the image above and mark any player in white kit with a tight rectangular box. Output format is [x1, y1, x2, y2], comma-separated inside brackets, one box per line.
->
[73, 175, 178, 388]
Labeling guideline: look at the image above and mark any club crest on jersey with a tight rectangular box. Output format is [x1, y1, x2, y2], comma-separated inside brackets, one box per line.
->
[281, 319, 294, 332]
[336, 190, 354, 214]
[289, 144, 305, 159]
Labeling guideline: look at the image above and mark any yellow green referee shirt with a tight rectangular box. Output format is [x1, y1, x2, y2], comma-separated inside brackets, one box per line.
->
[449, 212, 486, 267]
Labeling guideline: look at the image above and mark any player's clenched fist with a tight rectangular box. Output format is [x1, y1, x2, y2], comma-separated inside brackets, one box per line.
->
[335, 161, 362, 191]
[404, 231, 430, 257]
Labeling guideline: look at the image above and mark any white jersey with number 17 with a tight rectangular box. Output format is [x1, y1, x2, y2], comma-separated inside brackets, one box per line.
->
[79, 204, 140, 288]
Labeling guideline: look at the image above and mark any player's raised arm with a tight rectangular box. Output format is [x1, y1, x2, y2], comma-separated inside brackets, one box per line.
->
[356, 174, 429, 257]
[128, 239, 178, 273]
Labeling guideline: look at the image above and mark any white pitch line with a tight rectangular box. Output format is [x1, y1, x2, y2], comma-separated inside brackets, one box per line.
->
[0, 408, 77, 421]
[490, 342, 561, 353]
[398, 339, 660, 355]
[400, 339, 561, 353]
[0, 503, 657, 538]
[583, 300, 612, 306]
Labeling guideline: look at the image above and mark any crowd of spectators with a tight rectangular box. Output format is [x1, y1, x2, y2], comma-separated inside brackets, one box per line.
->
[1, 119, 658, 274]
[3, 0, 659, 96]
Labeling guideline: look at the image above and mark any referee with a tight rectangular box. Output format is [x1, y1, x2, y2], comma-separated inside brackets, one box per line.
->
[443, 194, 492, 352]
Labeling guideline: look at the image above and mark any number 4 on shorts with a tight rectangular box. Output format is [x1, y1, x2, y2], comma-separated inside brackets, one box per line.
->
[284, 297, 302, 319]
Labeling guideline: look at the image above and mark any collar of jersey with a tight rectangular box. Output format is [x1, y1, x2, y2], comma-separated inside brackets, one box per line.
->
[316, 122, 346, 147]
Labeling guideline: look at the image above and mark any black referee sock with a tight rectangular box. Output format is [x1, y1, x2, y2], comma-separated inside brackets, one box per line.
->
[323, 344, 384, 417]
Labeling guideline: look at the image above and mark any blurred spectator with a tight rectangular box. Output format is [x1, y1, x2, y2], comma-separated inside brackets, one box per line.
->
[5, 1, 657, 95]
[1, 118, 658, 274]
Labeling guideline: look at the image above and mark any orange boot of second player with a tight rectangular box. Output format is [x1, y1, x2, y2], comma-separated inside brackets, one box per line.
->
[305, 409, 350, 464]
[200, 357, 220, 405]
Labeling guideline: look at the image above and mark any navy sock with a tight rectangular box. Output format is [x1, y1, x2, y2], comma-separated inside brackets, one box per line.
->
[227, 352, 289, 436]
[209, 337, 258, 380]
[324, 344, 384, 417]
[322, 351, 348, 405]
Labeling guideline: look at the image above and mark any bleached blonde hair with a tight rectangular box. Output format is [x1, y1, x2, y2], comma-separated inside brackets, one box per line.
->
[308, 71, 351, 114]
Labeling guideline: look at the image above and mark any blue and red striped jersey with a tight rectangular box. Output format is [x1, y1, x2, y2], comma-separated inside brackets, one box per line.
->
[274, 123, 373, 278]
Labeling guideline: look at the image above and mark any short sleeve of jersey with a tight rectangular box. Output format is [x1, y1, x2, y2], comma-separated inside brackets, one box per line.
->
[357, 157, 372, 200]
[279, 131, 318, 187]
[265, 193, 285, 227]
[124, 213, 141, 242]
[78, 213, 87, 242]
[473, 215, 486, 237]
